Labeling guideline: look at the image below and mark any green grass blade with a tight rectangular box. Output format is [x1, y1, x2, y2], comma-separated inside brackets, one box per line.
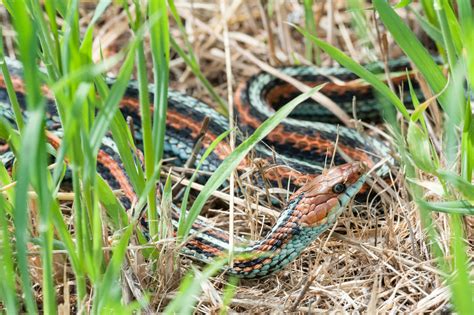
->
[0, 118, 20, 154]
[148, 0, 170, 237]
[373, 0, 458, 121]
[29, 129, 57, 315]
[6, 4, 42, 110]
[79, 1, 110, 61]
[219, 277, 239, 315]
[109, 112, 146, 192]
[92, 76, 146, 195]
[347, 0, 373, 50]
[407, 121, 436, 173]
[94, 223, 134, 313]
[437, 170, 474, 201]
[168, 0, 228, 116]
[457, 0, 474, 30]
[133, 6, 157, 239]
[0, 194, 18, 313]
[417, 200, 474, 214]
[97, 176, 128, 228]
[13, 113, 42, 315]
[50, 83, 91, 186]
[394, 0, 413, 8]
[133, 165, 162, 220]
[303, 0, 319, 64]
[43, 0, 61, 70]
[0, 158, 14, 203]
[90, 44, 137, 155]
[50, 200, 86, 296]
[178, 129, 232, 234]
[164, 259, 228, 314]
[434, 0, 459, 70]
[169, 37, 229, 116]
[49, 54, 123, 93]
[0, 33, 24, 132]
[461, 113, 473, 181]
[7, 1, 50, 312]
[410, 8, 444, 46]
[159, 172, 174, 240]
[28, 1, 60, 78]
[421, 0, 438, 25]
[449, 214, 474, 314]
[440, 0, 463, 54]
[293, 24, 409, 119]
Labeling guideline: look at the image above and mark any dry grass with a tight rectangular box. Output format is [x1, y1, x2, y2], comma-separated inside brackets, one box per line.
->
[1, 1, 472, 313]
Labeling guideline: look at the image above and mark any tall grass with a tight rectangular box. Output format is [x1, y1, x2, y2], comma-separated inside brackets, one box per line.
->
[0, 0, 155, 312]
[1, 0, 472, 313]
[302, 0, 319, 64]
[298, 0, 473, 313]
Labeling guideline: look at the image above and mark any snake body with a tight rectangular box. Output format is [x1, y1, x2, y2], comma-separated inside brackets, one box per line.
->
[0, 57, 405, 278]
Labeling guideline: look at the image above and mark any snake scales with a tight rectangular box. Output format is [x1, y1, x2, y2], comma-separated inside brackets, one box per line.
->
[0, 57, 409, 278]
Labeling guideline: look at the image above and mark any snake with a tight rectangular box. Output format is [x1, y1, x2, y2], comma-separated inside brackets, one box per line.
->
[0, 57, 409, 278]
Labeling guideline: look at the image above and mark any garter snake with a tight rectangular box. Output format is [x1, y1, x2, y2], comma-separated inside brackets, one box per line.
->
[0, 57, 409, 278]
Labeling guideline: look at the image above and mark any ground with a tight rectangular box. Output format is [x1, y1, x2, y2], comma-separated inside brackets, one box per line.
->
[0, 1, 472, 313]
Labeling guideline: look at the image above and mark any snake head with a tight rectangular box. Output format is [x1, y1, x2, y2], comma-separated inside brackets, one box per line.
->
[290, 162, 368, 228]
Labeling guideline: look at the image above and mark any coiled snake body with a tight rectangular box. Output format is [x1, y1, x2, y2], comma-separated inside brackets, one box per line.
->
[0, 58, 407, 278]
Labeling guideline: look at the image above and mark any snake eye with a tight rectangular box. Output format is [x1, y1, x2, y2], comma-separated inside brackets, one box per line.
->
[332, 183, 346, 194]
